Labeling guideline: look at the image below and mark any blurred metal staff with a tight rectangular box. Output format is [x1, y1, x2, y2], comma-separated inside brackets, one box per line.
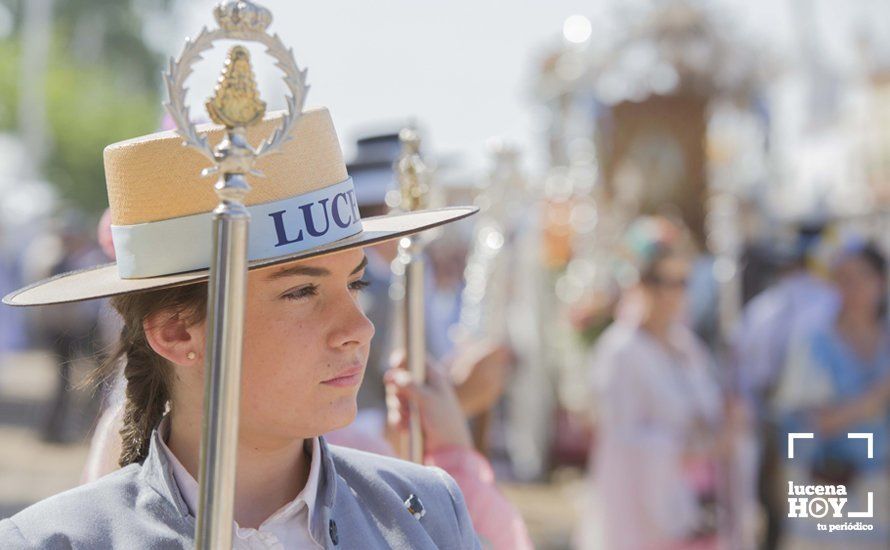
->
[392, 128, 432, 463]
[453, 140, 523, 454]
[162, 1, 308, 547]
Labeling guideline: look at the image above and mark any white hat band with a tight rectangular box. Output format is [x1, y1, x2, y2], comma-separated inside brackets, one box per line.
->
[111, 177, 362, 278]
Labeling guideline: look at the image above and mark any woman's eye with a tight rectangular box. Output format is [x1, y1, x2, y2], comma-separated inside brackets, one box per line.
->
[282, 285, 318, 301]
[349, 278, 370, 292]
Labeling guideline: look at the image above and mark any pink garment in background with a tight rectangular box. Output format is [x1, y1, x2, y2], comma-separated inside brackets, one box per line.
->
[97, 208, 115, 261]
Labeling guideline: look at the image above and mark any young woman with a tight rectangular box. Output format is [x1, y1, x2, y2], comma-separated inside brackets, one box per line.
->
[582, 218, 735, 550]
[0, 109, 483, 549]
[77, 179, 531, 548]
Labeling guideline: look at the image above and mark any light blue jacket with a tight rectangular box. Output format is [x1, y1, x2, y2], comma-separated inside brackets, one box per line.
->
[0, 430, 481, 549]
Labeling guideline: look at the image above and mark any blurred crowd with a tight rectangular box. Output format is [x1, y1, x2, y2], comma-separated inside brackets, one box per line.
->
[578, 216, 889, 549]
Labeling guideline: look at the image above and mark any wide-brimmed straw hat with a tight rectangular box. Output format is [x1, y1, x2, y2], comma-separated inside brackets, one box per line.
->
[3, 108, 476, 306]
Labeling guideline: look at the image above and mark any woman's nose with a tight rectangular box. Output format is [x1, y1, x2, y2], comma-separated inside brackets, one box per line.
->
[329, 293, 375, 349]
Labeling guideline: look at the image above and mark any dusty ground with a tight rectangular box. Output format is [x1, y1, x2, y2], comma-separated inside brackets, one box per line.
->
[0, 351, 584, 547]
[0, 351, 94, 518]
[502, 473, 586, 549]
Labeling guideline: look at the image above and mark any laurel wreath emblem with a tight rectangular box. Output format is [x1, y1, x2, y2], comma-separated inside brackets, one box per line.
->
[163, 25, 308, 168]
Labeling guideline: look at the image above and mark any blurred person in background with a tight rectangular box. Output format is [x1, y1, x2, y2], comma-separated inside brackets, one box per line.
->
[734, 224, 836, 404]
[425, 234, 468, 361]
[0, 215, 36, 357]
[732, 224, 837, 549]
[773, 240, 890, 549]
[25, 212, 105, 442]
[583, 217, 739, 550]
[347, 132, 512, 435]
[0, 236, 27, 356]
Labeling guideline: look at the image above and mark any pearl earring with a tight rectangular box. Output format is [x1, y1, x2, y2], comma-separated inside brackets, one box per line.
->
[186, 351, 197, 360]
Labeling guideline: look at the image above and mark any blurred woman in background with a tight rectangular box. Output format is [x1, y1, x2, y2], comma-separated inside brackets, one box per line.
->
[774, 241, 890, 549]
[583, 217, 734, 550]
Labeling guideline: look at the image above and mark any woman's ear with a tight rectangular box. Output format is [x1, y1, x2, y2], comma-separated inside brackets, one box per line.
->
[143, 309, 205, 366]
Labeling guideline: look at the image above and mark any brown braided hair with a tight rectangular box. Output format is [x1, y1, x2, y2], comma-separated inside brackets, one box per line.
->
[93, 283, 208, 466]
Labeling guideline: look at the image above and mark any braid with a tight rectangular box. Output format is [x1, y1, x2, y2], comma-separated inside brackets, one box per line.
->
[118, 329, 172, 466]
[87, 284, 207, 467]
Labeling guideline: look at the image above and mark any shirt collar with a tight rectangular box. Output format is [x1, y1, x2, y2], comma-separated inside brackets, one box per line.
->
[154, 416, 322, 528]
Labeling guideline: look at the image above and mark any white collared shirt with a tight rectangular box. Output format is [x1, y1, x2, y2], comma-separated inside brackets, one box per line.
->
[157, 419, 323, 549]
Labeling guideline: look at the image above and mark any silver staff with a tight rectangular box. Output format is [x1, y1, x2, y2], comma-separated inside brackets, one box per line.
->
[394, 128, 431, 463]
[163, 2, 307, 548]
[456, 140, 522, 342]
[453, 140, 524, 454]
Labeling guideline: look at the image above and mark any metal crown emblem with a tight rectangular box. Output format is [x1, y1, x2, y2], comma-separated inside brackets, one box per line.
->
[213, 0, 272, 33]
[164, 0, 308, 181]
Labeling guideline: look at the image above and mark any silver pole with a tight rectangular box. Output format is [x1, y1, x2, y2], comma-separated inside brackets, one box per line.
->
[401, 239, 426, 462]
[394, 128, 431, 463]
[195, 169, 250, 550]
[162, 5, 310, 546]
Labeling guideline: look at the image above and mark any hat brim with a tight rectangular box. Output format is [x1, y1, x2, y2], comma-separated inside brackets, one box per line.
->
[4, 206, 477, 306]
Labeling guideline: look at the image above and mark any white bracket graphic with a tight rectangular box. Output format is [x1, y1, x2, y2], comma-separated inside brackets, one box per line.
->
[787, 432, 814, 459]
[848, 492, 873, 518]
[847, 433, 874, 459]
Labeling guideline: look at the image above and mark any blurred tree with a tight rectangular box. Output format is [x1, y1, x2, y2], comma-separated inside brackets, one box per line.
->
[0, 0, 174, 213]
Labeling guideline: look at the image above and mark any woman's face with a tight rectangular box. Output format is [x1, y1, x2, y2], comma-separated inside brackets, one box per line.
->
[228, 248, 374, 443]
[643, 255, 690, 322]
[833, 255, 883, 318]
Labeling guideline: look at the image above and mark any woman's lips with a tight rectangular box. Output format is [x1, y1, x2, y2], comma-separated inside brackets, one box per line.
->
[321, 365, 363, 388]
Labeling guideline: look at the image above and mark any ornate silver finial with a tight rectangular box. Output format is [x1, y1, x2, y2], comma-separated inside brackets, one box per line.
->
[213, 1, 272, 33]
[395, 128, 430, 212]
[163, 0, 308, 178]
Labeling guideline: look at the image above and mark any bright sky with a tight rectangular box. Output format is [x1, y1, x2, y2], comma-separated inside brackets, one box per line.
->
[161, 0, 888, 180]
[166, 0, 626, 171]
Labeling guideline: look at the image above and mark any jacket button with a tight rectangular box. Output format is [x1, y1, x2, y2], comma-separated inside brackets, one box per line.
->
[404, 494, 426, 520]
[329, 519, 339, 545]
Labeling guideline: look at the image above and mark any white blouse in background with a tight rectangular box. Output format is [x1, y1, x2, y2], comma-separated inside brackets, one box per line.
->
[585, 320, 723, 550]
